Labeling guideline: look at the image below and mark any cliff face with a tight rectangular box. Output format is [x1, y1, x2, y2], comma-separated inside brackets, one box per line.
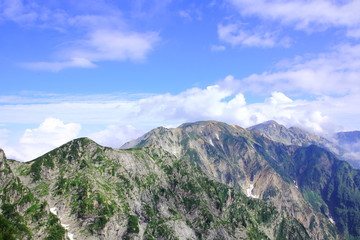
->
[2, 138, 310, 240]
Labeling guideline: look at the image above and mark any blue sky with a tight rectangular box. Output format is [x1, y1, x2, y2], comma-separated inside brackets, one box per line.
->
[1, 0, 360, 161]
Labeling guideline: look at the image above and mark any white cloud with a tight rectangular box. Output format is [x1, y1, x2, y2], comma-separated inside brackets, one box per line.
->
[1, 0, 160, 70]
[89, 124, 145, 148]
[20, 118, 81, 146]
[228, 43, 360, 95]
[1, 0, 39, 24]
[5, 41, 360, 161]
[228, 0, 360, 34]
[0, 0, 69, 29]
[66, 30, 159, 62]
[347, 28, 360, 38]
[23, 58, 96, 72]
[24, 29, 159, 71]
[4, 41, 360, 142]
[2, 86, 360, 161]
[0, 86, 345, 132]
[267, 91, 293, 105]
[4, 118, 81, 161]
[218, 23, 290, 48]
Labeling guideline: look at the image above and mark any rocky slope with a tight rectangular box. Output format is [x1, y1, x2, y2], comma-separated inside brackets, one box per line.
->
[2, 138, 311, 239]
[0, 149, 67, 240]
[248, 120, 360, 169]
[122, 121, 339, 239]
[293, 145, 360, 239]
[247, 120, 337, 151]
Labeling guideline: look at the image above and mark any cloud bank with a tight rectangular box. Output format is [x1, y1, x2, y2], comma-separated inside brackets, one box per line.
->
[0, 82, 353, 162]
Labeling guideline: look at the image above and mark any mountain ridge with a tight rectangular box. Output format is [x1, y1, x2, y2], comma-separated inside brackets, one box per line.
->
[2, 120, 360, 239]
[122, 120, 360, 239]
[122, 120, 340, 239]
[2, 135, 312, 239]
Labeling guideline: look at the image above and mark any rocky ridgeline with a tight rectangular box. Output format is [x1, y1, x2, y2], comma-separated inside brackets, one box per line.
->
[1, 120, 360, 239]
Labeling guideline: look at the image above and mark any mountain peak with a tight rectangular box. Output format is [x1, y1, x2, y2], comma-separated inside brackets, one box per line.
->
[57, 137, 99, 150]
[179, 120, 229, 129]
[248, 120, 284, 131]
[68, 137, 96, 144]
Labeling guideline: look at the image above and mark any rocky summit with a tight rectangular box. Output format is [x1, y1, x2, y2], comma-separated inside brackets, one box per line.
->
[1, 120, 360, 239]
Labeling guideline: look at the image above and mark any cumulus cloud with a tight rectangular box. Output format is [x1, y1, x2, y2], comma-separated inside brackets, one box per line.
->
[2, 84, 360, 161]
[4, 42, 360, 142]
[0, 86, 345, 133]
[267, 91, 293, 105]
[218, 23, 290, 48]
[89, 124, 145, 148]
[228, 0, 360, 34]
[4, 118, 81, 161]
[20, 118, 81, 145]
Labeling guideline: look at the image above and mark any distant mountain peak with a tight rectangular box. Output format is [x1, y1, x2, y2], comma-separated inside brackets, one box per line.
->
[248, 120, 285, 130]
[247, 120, 335, 149]
[178, 120, 241, 130]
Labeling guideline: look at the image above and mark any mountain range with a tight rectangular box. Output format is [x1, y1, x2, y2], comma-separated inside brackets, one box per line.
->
[1, 120, 360, 239]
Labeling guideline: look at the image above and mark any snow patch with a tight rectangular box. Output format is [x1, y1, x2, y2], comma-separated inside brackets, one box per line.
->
[208, 138, 214, 146]
[246, 184, 259, 199]
[62, 222, 75, 240]
[68, 233, 75, 240]
[50, 207, 75, 240]
[50, 207, 58, 215]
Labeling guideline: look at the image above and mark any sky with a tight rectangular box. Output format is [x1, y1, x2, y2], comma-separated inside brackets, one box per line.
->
[1, 0, 360, 161]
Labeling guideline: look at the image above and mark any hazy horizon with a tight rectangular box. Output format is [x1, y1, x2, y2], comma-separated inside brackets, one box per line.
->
[1, 0, 360, 161]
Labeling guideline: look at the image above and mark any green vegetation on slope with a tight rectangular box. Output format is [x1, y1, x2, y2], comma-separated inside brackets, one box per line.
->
[0, 150, 66, 240]
[295, 145, 360, 239]
[3, 138, 312, 239]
